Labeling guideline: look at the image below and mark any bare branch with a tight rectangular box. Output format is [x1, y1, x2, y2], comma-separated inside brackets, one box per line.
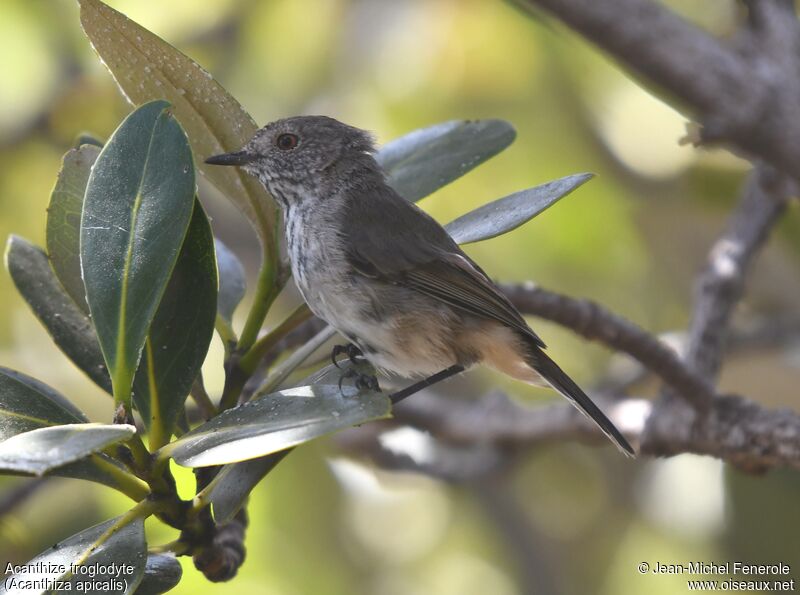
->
[521, 0, 800, 178]
[684, 166, 791, 384]
[500, 283, 715, 406]
[385, 389, 800, 472]
[643, 393, 800, 472]
[391, 390, 644, 447]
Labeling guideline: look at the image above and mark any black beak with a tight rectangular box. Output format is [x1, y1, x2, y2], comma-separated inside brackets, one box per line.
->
[205, 151, 256, 166]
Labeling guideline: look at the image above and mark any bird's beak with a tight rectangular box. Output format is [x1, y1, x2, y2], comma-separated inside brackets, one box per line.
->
[205, 151, 256, 166]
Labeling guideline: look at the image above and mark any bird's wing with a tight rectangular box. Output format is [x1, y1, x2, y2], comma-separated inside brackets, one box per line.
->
[342, 191, 545, 348]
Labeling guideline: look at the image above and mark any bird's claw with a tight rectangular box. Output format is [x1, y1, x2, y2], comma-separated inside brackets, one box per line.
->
[331, 343, 364, 369]
[337, 367, 381, 394]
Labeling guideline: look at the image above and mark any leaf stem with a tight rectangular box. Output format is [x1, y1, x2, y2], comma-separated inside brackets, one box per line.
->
[149, 540, 191, 556]
[111, 369, 134, 416]
[144, 339, 170, 451]
[214, 314, 238, 356]
[236, 245, 279, 353]
[218, 354, 248, 412]
[61, 498, 161, 581]
[190, 377, 218, 419]
[218, 304, 311, 411]
[126, 431, 152, 470]
[90, 455, 151, 501]
[190, 467, 228, 514]
[251, 325, 337, 398]
[238, 304, 312, 375]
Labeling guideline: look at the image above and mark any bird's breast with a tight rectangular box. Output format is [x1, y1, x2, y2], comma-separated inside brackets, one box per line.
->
[283, 205, 351, 317]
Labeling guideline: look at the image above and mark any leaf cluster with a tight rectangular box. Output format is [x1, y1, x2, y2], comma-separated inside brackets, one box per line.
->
[0, 1, 593, 591]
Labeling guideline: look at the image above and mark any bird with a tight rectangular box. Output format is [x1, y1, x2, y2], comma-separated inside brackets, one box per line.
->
[206, 115, 634, 456]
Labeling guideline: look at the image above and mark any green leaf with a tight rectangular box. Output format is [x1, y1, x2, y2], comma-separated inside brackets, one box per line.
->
[135, 555, 182, 595]
[207, 452, 288, 523]
[377, 119, 516, 202]
[206, 359, 380, 519]
[132, 202, 217, 447]
[215, 239, 246, 331]
[205, 358, 376, 521]
[5, 236, 112, 392]
[0, 368, 148, 498]
[161, 385, 391, 467]
[78, 0, 277, 250]
[0, 423, 135, 476]
[47, 144, 101, 312]
[444, 173, 594, 244]
[0, 516, 147, 595]
[0, 367, 87, 439]
[81, 100, 195, 407]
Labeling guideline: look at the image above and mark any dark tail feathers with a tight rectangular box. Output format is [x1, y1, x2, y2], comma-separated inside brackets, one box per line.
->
[527, 346, 635, 457]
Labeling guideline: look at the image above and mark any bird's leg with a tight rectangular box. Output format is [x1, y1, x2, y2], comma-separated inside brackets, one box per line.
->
[337, 365, 381, 393]
[331, 343, 365, 369]
[389, 364, 465, 405]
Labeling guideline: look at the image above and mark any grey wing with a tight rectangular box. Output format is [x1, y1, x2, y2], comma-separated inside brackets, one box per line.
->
[342, 190, 545, 348]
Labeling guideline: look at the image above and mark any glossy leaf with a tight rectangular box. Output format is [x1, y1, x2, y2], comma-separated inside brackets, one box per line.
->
[206, 358, 380, 519]
[251, 325, 338, 398]
[81, 100, 195, 405]
[207, 452, 288, 523]
[47, 144, 101, 312]
[377, 119, 516, 203]
[0, 367, 87, 439]
[0, 423, 135, 476]
[445, 173, 594, 244]
[301, 361, 373, 387]
[0, 516, 146, 595]
[135, 555, 183, 595]
[132, 202, 217, 447]
[0, 368, 147, 498]
[78, 0, 277, 248]
[161, 385, 391, 467]
[5, 236, 111, 392]
[54, 456, 149, 501]
[215, 239, 246, 333]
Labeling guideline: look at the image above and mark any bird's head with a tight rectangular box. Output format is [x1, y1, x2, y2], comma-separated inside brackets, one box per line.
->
[206, 115, 377, 207]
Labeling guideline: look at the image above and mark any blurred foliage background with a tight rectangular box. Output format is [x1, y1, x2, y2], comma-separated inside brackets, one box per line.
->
[1, 0, 799, 593]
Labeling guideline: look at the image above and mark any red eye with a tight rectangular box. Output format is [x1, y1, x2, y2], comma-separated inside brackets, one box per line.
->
[276, 133, 298, 150]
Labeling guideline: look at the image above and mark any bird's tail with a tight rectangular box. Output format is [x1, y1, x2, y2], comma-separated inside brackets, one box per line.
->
[526, 345, 635, 457]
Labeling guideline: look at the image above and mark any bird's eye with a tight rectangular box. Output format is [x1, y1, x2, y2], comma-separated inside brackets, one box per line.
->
[276, 133, 298, 151]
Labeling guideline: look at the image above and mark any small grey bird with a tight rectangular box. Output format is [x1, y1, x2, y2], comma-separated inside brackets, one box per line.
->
[206, 116, 634, 456]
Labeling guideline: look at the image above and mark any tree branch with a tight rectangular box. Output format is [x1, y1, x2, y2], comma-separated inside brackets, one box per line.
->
[683, 166, 791, 384]
[391, 390, 645, 448]
[384, 389, 800, 472]
[643, 393, 800, 472]
[500, 283, 715, 407]
[521, 0, 800, 178]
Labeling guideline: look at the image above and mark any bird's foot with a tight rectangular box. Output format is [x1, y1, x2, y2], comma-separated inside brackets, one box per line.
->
[331, 343, 365, 369]
[338, 366, 381, 394]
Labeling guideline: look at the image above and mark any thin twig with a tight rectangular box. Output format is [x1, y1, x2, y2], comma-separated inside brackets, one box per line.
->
[392, 390, 646, 448]
[386, 388, 800, 472]
[250, 325, 337, 398]
[684, 166, 791, 385]
[500, 283, 716, 406]
[520, 0, 800, 179]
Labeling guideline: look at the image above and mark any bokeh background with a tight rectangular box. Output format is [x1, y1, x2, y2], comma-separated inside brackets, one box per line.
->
[1, 1, 799, 593]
